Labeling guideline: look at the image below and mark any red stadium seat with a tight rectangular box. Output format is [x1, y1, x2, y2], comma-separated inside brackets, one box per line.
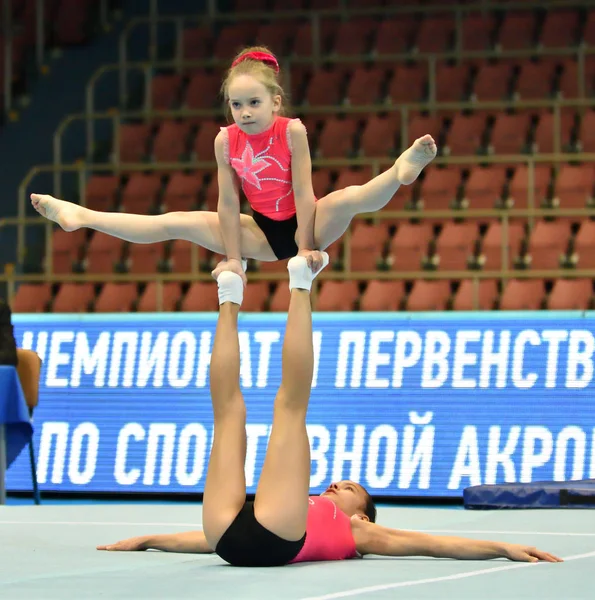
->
[359, 114, 400, 158]
[116, 123, 152, 163]
[84, 175, 119, 211]
[193, 120, 223, 160]
[576, 111, 595, 152]
[84, 232, 125, 274]
[269, 282, 291, 311]
[406, 281, 451, 311]
[255, 22, 295, 56]
[481, 222, 525, 271]
[169, 239, 209, 273]
[496, 11, 537, 51]
[152, 121, 192, 163]
[127, 243, 167, 274]
[120, 174, 161, 214]
[452, 280, 499, 311]
[11, 284, 52, 313]
[514, 60, 557, 100]
[316, 117, 358, 158]
[525, 221, 571, 270]
[462, 14, 496, 51]
[182, 27, 213, 61]
[375, 17, 418, 54]
[316, 281, 359, 311]
[50, 228, 86, 274]
[345, 67, 386, 106]
[434, 222, 478, 270]
[348, 223, 389, 271]
[435, 62, 470, 102]
[184, 72, 221, 112]
[388, 223, 434, 272]
[180, 283, 219, 311]
[414, 15, 454, 53]
[305, 69, 345, 107]
[150, 74, 183, 110]
[359, 281, 405, 311]
[94, 283, 137, 313]
[552, 165, 595, 208]
[162, 172, 204, 212]
[471, 63, 513, 101]
[463, 166, 508, 210]
[573, 221, 595, 268]
[506, 165, 552, 208]
[418, 168, 461, 210]
[444, 114, 486, 155]
[242, 282, 270, 312]
[539, 9, 580, 48]
[547, 279, 592, 310]
[213, 23, 258, 60]
[488, 113, 531, 154]
[52, 283, 95, 313]
[531, 111, 575, 154]
[137, 282, 182, 312]
[387, 64, 428, 104]
[407, 114, 443, 145]
[330, 19, 377, 56]
[500, 280, 544, 310]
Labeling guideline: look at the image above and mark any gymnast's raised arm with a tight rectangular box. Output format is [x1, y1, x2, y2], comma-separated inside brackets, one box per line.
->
[351, 519, 562, 563]
[97, 530, 214, 554]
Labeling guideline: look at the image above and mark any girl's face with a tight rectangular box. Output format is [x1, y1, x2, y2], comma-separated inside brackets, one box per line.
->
[227, 74, 281, 134]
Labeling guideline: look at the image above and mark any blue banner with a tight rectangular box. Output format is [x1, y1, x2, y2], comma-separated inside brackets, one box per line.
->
[6, 312, 595, 497]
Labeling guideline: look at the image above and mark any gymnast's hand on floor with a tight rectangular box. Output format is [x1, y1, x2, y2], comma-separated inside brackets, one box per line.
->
[97, 536, 148, 551]
[503, 543, 563, 563]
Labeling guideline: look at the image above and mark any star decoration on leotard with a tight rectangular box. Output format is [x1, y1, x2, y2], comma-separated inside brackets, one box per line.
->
[231, 141, 271, 190]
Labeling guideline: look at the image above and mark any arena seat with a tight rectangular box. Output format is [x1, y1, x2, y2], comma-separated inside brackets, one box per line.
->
[387, 64, 428, 104]
[444, 114, 486, 155]
[316, 116, 358, 158]
[52, 283, 95, 313]
[305, 68, 346, 107]
[557, 60, 579, 99]
[434, 222, 479, 270]
[169, 240, 209, 273]
[452, 279, 499, 311]
[127, 243, 167, 275]
[120, 173, 162, 214]
[180, 282, 219, 311]
[496, 11, 537, 51]
[499, 279, 545, 310]
[551, 164, 595, 208]
[94, 283, 137, 313]
[388, 223, 434, 272]
[436, 62, 471, 102]
[51, 228, 86, 274]
[576, 111, 595, 152]
[348, 223, 389, 271]
[83, 175, 120, 211]
[184, 72, 221, 114]
[547, 279, 593, 310]
[181, 26, 213, 61]
[11, 284, 52, 313]
[531, 111, 575, 154]
[414, 15, 455, 54]
[269, 283, 291, 312]
[193, 120, 223, 160]
[488, 112, 531, 154]
[573, 221, 595, 268]
[116, 123, 152, 163]
[506, 165, 552, 208]
[374, 17, 418, 54]
[84, 233, 125, 274]
[406, 280, 451, 311]
[525, 220, 571, 270]
[471, 62, 514, 102]
[539, 9, 581, 48]
[407, 114, 443, 145]
[330, 19, 377, 56]
[162, 172, 204, 212]
[137, 282, 182, 312]
[255, 22, 295, 56]
[242, 282, 270, 312]
[514, 60, 558, 100]
[345, 66, 386, 106]
[462, 14, 496, 51]
[463, 166, 508, 210]
[417, 167, 461, 210]
[150, 74, 183, 110]
[152, 121, 192, 163]
[213, 23, 259, 60]
[584, 10, 595, 46]
[359, 113, 400, 158]
[316, 281, 359, 311]
[359, 281, 405, 311]
[480, 222, 525, 271]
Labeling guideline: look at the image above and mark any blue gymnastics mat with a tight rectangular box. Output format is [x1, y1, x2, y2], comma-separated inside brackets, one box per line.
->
[464, 479, 595, 509]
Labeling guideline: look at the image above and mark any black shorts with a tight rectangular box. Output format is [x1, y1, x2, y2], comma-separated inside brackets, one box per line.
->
[252, 210, 299, 260]
[214, 501, 306, 567]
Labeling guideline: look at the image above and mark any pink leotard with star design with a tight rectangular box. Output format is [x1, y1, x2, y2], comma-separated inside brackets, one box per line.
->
[222, 116, 299, 221]
[289, 496, 358, 564]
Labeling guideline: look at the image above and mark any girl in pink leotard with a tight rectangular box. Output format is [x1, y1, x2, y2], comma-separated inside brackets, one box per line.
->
[30, 46, 438, 285]
[98, 256, 561, 567]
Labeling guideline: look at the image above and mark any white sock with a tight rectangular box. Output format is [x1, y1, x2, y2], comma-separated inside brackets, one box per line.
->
[287, 252, 329, 292]
[217, 271, 244, 306]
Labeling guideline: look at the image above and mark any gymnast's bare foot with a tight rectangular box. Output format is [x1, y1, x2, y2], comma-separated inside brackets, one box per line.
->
[394, 134, 437, 186]
[30, 193, 85, 232]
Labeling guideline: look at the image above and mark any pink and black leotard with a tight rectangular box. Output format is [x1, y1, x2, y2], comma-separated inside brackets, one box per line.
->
[214, 496, 358, 567]
[221, 116, 304, 259]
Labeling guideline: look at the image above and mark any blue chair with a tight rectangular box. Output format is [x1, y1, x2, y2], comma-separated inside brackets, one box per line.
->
[16, 349, 41, 505]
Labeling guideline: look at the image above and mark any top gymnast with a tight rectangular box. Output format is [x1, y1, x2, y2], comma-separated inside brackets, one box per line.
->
[31, 45, 437, 283]
[98, 255, 561, 567]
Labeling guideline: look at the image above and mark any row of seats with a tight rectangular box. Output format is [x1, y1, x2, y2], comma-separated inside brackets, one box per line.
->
[82, 163, 595, 217]
[147, 58, 595, 112]
[178, 9, 595, 61]
[46, 217, 595, 275]
[115, 109, 595, 164]
[11, 277, 594, 313]
[1, 0, 99, 113]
